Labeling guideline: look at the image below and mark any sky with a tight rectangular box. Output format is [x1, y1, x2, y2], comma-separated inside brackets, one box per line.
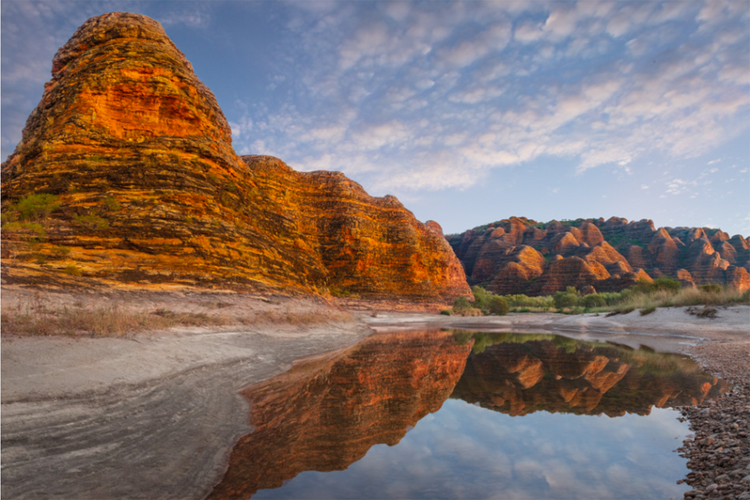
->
[2, 0, 749, 236]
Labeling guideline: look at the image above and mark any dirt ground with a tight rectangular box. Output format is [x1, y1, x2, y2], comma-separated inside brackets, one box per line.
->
[2, 289, 748, 500]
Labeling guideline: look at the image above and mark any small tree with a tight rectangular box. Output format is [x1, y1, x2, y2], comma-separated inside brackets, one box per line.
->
[453, 296, 473, 314]
[553, 287, 579, 310]
[580, 293, 606, 308]
[487, 295, 509, 315]
[13, 194, 61, 222]
[471, 286, 493, 313]
[652, 276, 681, 293]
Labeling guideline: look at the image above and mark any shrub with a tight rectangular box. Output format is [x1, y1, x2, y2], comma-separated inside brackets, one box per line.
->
[52, 245, 71, 257]
[580, 294, 606, 308]
[61, 264, 82, 276]
[439, 309, 451, 316]
[103, 196, 121, 211]
[597, 292, 625, 306]
[453, 296, 473, 313]
[73, 215, 109, 229]
[640, 306, 657, 316]
[11, 193, 61, 221]
[631, 279, 654, 294]
[471, 285, 500, 314]
[700, 284, 722, 294]
[1, 222, 47, 241]
[487, 295, 509, 315]
[553, 287, 579, 310]
[652, 275, 681, 293]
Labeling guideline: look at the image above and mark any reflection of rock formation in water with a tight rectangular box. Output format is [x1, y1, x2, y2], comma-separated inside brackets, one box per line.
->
[451, 334, 730, 417]
[208, 330, 472, 500]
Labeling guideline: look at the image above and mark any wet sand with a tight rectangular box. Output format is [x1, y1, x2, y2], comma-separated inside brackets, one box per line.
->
[2, 297, 748, 499]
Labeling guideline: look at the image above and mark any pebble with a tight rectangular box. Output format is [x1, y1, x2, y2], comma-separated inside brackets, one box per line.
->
[676, 342, 749, 500]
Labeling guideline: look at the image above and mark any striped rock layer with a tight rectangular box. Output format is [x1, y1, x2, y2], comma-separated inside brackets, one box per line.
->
[1, 12, 470, 302]
[448, 216, 750, 295]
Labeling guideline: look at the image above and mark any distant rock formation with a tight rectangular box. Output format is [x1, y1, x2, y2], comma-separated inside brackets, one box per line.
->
[448, 216, 750, 295]
[0, 12, 469, 302]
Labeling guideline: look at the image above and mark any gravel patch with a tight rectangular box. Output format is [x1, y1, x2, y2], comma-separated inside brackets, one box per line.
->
[677, 342, 750, 500]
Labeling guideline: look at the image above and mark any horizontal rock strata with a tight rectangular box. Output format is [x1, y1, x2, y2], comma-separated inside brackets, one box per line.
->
[1, 12, 469, 302]
[448, 216, 750, 295]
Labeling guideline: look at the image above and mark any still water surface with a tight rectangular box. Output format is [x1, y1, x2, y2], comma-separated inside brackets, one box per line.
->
[209, 330, 728, 500]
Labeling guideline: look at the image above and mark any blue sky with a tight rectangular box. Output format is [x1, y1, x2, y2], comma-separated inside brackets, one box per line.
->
[2, 0, 749, 236]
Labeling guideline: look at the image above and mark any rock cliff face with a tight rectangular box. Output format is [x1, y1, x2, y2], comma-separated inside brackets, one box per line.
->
[0, 13, 469, 301]
[243, 156, 469, 299]
[208, 330, 472, 500]
[448, 216, 750, 295]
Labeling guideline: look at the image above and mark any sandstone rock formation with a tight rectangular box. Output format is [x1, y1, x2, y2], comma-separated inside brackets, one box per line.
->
[0, 13, 469, 301]
[448, 217, 750, 295]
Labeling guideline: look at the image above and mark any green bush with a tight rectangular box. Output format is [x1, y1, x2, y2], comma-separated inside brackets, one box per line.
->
[640, 306, 657, 316]
[1, 222, 47, 241]
[453, 296, 473, 313]
[597, 292, 625, 306]
[471, 286, 491, 310]
[652, 276, 681, 293]
[103, 196, 121, 211]
[580, 293, 606, 308]
[73, 215, 109, 229]
[487, 295, 509, 315]
[12, 193, 61, 221]
[700, 284, 722, 294]
[502, 294, 554, 309]
[631, 279, 654, 294]
[553, 287, 579, 310]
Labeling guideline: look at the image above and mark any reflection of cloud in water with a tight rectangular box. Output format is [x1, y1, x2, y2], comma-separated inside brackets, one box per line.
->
[218, 331, 726, 499]
[254, 401, 690, 499]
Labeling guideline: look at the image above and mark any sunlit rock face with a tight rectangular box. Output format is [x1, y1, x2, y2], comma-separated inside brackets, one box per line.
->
[243, 156, 471, 300]
[0, 13, 469, 300]
[448, 217, 750, 295]
[451, 334, 730, 417]
[208, 330, 473, 500]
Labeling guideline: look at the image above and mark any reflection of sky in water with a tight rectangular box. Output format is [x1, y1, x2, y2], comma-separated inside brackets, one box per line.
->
[253, 401, 690, 500]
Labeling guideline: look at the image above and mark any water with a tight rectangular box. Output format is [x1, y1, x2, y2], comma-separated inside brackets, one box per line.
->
[209, 330, 728, 500]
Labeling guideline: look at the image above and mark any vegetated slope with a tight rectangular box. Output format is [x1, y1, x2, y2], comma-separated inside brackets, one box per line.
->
[0, 12, 470, 301]
[447, 216, 750, 295]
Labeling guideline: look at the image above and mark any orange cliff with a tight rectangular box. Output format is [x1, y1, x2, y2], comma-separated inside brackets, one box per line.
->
[0, 12, 470, 302]
[448, 217, 750, 295]
[208, 330, 473, 500]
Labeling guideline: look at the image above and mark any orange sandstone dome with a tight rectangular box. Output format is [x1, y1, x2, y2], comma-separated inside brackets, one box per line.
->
[1, 12, 470, 301]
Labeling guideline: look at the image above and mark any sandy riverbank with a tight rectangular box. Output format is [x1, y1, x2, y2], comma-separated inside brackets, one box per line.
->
[2, 293, 748, 499]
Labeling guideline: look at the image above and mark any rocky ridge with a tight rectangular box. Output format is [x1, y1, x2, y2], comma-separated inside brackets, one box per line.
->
[448, 216, 750, 295]
[0, 12, 469, 302]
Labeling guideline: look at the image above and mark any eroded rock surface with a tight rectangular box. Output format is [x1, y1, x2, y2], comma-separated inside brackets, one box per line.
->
[448, 217, 750, 295]
[1, 13, 469, 301]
